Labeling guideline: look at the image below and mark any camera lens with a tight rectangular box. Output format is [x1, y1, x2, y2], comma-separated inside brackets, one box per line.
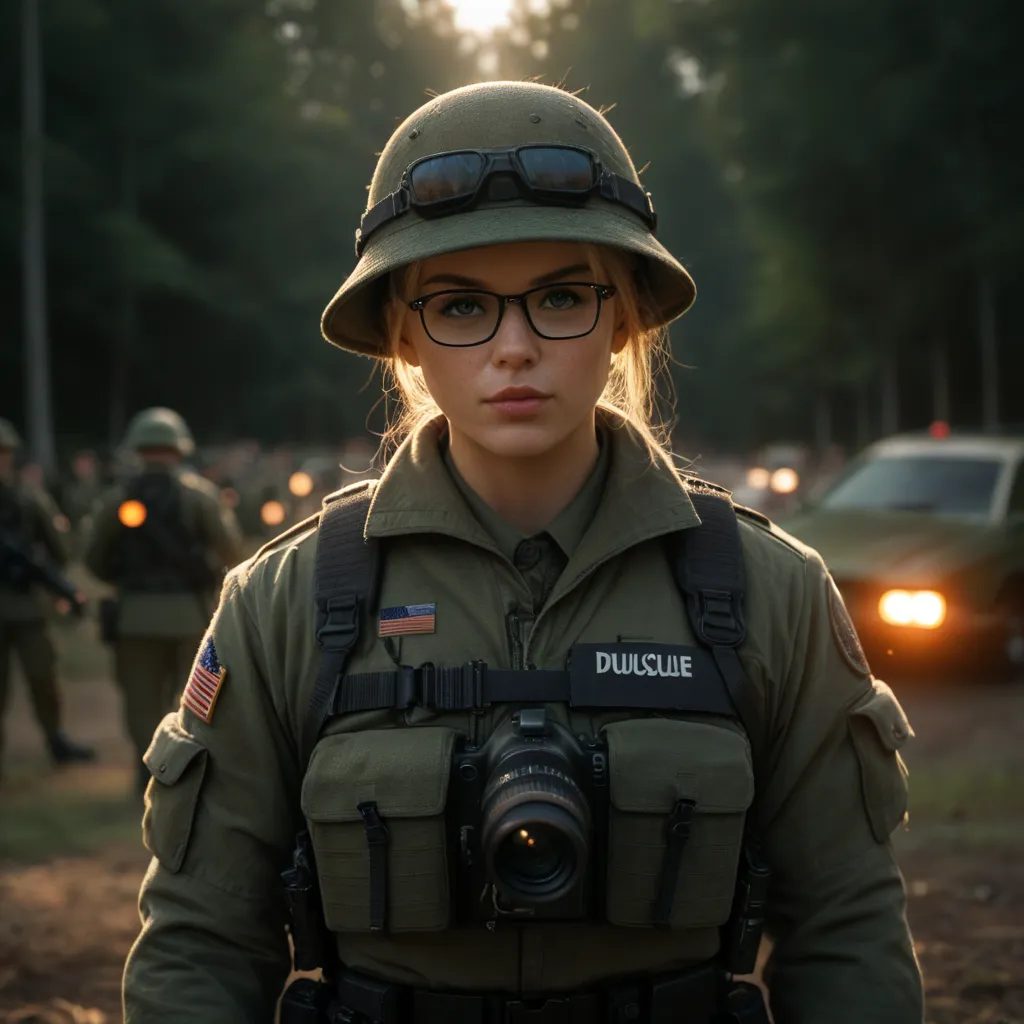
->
[481, 753, 590, 906]
[494, 812, 578, 891]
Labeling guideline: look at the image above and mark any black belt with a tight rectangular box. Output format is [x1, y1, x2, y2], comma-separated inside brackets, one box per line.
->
[330, 963, 769, 1024]
[334, 662, 737, 717]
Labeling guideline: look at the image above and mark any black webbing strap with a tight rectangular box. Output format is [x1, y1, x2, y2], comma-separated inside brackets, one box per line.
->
[331, 662, 737, 717]
[302, 481, 380, 768]
[670, 488, 765, 767]
[673, 487, 770, 970]
[358, 801, 389, 932]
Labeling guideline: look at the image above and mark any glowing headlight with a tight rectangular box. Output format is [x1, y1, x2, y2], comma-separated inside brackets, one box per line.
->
[878, 590, 947, 629]
[770, 467, 800, 494]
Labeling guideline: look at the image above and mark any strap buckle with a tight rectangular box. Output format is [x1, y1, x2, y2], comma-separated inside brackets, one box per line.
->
[419, 661, 487, 710]
[698, 589, 743, 647]
[463, 660, 486, 710]
[394, 665, 416, 710]
[316, 594, 359, 651]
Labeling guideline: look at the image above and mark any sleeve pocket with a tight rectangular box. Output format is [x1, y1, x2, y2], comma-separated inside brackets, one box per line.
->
[142, 713, 209, 872]
[848, 679, 912, 842]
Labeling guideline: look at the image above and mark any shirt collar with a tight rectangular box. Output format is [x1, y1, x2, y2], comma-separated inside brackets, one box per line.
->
[441, 432, 610, 563]
[365, 411, 701, 573]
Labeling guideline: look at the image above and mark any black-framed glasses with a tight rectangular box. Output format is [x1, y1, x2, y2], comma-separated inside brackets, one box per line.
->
[356, 145, 657, 256]
[409, 282, 617, 347]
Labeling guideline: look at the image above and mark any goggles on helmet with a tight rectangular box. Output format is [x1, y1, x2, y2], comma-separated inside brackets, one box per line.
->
[355, 144, 657, 257]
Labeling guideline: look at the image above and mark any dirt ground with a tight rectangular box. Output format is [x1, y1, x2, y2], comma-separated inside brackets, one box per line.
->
[1, 651, 1022, 1023]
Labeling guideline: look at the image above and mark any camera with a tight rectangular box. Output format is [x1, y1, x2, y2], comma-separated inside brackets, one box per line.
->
[447, 708, 608, 924]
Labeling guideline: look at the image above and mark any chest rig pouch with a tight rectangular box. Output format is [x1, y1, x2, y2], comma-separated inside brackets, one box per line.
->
[291, 480, 768, 974]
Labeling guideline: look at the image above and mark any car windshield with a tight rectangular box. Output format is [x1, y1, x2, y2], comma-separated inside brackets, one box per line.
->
[820, 455, 1003, 517]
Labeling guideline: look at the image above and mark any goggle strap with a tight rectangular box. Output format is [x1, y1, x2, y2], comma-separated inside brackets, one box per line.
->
[356, 155, 656, 256]
[356, 191, 410, 256]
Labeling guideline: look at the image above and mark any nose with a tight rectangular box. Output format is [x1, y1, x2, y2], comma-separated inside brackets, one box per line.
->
[489, 300, 540, 369]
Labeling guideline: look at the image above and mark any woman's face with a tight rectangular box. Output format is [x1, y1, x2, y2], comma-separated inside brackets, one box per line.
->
[398, 241, 625, 460]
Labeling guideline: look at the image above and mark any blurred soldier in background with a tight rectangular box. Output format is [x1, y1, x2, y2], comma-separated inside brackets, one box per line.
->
[65, 449, 103, 528]
[0, 417, 95, 777]
[84, 408, 244, 792]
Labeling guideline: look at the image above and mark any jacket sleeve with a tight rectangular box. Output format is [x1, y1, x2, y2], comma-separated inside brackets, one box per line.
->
[123, 569, 302, 1023]
[30, 488, 70, 566]
[757, 551, 923, 1024]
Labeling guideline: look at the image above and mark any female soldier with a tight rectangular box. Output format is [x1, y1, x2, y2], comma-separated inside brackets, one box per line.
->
[124, 82, 922, 1024]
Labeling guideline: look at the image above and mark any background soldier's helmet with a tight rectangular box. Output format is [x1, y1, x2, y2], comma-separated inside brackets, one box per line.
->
[123, 407, 196, 456]
[321, 80, 697, 357]
[0, 418, 22, 450]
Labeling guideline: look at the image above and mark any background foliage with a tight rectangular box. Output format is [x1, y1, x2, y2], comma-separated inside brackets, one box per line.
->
[1, 0, 1020, 455]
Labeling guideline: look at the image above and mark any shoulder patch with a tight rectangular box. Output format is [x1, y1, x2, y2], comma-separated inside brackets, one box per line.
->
[182, 635, 227, 723]
[828, 576, 872, 677]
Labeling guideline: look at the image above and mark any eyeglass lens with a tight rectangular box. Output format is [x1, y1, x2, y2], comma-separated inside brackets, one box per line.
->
[418, 284, 605, 346]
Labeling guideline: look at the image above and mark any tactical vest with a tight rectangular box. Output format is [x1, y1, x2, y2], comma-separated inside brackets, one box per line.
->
[290, 480, 770, 994]
[113, 471, 215, 592]
[303, 480, 764, 765]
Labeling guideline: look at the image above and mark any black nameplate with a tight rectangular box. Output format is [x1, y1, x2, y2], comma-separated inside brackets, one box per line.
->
[568, 643, 735, 715]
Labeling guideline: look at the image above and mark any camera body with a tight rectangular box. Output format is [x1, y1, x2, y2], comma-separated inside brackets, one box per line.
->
[447, 708, 608, 925]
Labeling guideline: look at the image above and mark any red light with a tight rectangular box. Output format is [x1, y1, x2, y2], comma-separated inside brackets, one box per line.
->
[928, 420, 950, 439]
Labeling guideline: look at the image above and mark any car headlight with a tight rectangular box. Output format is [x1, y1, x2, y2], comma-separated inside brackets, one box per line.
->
[878, 590, 947, 629]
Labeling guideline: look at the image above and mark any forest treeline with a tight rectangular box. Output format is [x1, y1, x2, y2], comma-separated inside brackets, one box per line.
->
[1, 0, 1020, 454]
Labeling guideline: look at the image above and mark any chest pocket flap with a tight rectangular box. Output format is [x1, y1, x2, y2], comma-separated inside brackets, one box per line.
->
[604, 717, 754, 929]
[301, 726, 455, 932]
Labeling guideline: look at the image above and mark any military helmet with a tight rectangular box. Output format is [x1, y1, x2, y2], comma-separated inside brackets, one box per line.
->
[321, 81, 696, 357]
[123, 407, 195, 456]
[0, 418, 21, 450]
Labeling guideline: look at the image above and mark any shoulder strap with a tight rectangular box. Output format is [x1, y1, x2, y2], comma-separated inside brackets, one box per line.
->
[669, 486, 765, 768]
[301, 481, 380, 768]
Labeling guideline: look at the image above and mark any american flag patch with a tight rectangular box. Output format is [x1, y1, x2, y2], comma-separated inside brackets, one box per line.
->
[378, 603, 436, 637]
[182, 636, 226, 724]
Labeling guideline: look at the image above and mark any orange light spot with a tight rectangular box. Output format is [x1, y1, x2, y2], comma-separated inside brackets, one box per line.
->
[261, 500, 286, 527]
[118, 500, 148, 528]
[288, 471, 314, 498]
[929, 420, 951, 439]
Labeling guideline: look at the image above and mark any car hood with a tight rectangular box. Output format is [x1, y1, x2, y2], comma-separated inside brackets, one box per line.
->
[779, 508, 992, 583]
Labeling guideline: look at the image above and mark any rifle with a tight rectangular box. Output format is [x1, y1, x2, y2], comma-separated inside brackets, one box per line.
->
[0, 528, 84, 615]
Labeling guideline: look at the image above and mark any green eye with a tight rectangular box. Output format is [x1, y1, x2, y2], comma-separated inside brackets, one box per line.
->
[441, 296, 485, 317]
[540, 288, 582, 311]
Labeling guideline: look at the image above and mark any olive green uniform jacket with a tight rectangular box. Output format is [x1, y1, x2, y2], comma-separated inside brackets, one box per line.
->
[124, 419, 922, 1023]
[84, 465, 244, 638]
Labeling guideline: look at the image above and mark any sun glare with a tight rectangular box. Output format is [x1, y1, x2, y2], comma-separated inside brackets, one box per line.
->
[446, 0, 516, 35]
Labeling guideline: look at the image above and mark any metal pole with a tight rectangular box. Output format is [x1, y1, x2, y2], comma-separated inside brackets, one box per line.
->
[979, 274, 999, 432]
[22, 0, 56, 472]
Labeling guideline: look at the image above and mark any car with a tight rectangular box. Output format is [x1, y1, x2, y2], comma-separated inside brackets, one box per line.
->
[780, 433, 1024, 675]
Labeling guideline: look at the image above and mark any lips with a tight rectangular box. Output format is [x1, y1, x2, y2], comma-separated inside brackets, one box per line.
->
[484, 386, 551, 403]
[483, 385, 552, 418]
